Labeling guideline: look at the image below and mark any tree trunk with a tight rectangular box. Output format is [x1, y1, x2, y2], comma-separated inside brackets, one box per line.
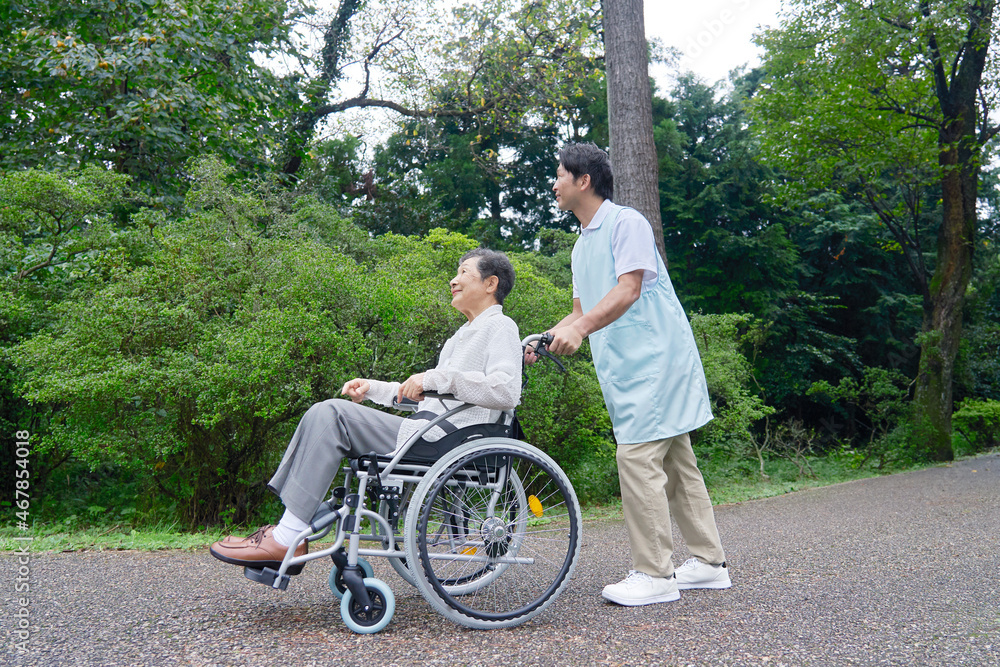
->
[280, 0, 363, 177]
[602, 0, 667, 264]
[912, 110, 977, 462]
[911, 0, 994, 461]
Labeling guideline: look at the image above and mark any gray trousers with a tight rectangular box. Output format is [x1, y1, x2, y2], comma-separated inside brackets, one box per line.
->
[616, 432, 726, 578]
[268, 399, 401, 522]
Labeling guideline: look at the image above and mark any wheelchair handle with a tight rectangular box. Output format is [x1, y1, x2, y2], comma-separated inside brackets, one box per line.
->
[522, 333, 564, 372]
[521, 333, 554, 350]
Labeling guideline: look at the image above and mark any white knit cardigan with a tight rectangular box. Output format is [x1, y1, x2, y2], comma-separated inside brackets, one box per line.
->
[364, 304, 522, 448]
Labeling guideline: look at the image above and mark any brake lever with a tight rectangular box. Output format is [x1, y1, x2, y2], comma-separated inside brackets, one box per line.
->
[534, 333, 566, 373]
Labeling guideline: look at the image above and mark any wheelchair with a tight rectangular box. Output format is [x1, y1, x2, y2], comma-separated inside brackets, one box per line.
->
[242, 333, 583, 634]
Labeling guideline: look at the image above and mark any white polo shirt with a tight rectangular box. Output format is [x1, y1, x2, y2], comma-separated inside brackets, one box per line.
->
[572, 199, 660, 300]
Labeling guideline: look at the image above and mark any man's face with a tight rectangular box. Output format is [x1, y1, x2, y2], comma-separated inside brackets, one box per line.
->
[553, 163, 586, 212]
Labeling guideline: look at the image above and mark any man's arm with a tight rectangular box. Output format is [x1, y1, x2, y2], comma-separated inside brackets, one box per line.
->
[547, 269, 643, 356]
[552, 300, 584, 330]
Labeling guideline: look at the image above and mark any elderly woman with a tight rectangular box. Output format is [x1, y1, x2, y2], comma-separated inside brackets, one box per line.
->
[211, 248, 522, 570]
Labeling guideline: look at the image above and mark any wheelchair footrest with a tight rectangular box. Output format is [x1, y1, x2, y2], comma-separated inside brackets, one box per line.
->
[244, 566, 291, 591]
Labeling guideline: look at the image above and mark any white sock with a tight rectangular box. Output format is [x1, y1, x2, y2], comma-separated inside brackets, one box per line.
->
[272, 509, 309, 547]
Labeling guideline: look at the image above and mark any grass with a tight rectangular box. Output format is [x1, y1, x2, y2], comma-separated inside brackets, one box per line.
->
[0, 522, 229, 553]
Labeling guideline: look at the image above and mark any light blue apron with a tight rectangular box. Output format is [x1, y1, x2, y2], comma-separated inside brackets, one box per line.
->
[573, 204, 713, 444]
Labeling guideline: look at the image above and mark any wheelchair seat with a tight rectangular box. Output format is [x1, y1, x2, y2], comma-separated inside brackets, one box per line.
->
[353, 419, 517, 470]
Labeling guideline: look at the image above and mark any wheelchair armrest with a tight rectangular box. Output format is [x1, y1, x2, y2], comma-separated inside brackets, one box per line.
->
[392, 392, 459, 412]
[391, 396, 420, 412]
[422, 392, 457, 401]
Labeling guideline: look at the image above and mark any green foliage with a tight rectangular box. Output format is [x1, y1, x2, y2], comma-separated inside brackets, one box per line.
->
[1, 0, 296, 202]
[956, 245, 1000, 401]
[516, 228, 576, 291]
[807, 366, 912, 467]
[6, 157, 622, 524]
[751, 0, 1000, 462]
[517, 359, 616, 504]
[0, 165, 148, 507]
[11, 158, 469, 525]
[751, 0, 943, 202]
[334, 0, 604, 246]
[0, 166, 137, 283]
[690, 312, 774, 450]
[660, 72, 800, 320]
[293, 136, 371, 206]
[362, 108, 574, 247]
[952, 399, 1000, 455]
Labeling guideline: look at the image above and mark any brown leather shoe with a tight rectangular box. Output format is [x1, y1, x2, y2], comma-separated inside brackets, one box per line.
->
[215, 525, 274, 546]
[210, 525, 308, 574]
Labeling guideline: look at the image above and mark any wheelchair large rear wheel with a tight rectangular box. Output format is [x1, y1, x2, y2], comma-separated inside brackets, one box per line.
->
[404, 438, 581, 629]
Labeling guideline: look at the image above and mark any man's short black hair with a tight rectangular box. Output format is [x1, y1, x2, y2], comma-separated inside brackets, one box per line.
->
[460, 248, 516, 305]
[558, 142, 614, 201]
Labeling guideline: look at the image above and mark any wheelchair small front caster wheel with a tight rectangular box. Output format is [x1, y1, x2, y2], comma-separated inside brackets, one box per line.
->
[328, 557, 374, 599]
[340, 577, 395, 634]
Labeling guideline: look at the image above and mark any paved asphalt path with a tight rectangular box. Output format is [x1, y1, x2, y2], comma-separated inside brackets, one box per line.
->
[3, 453, 998, 666]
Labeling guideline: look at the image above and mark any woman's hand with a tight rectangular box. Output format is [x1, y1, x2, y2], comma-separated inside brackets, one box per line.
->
[341, 378, 370, 403]
[398, 373, 426, 403]
[523, 344, 539, 366]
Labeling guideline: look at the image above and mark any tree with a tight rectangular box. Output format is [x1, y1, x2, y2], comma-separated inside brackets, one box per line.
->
[602, 0, 666, 261]
[2, 0, 605, 214]
[1, 0, 295, 202]
[657, 72, 801, 318]
[279, 0, 604, 178]
[353, 113, 572, 246]
[752, 0, 1000, 460]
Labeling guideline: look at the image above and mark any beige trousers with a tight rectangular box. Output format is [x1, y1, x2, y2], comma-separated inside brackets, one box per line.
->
[616, 432, 726, 578]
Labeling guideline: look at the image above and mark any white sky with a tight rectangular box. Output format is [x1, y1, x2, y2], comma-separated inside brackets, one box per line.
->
[645, 0, 786, 87]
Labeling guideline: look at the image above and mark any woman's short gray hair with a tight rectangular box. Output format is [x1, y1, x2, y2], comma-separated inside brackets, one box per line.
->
[460, 248, 516, 305]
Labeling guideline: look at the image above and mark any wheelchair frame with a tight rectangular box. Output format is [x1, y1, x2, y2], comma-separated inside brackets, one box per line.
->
[242, 334, 583, 633]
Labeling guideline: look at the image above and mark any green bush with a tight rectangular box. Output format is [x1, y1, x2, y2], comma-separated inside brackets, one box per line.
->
[9, 158, 617, 526]
[690, 312, 775, 475]
[952, 399, 1000, 455]
[808, 366, 911, 467]
[13, 160, 393, 525]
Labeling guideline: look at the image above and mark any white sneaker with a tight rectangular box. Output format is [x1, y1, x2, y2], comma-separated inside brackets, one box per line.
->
[674, 557, 732, 590]
[601, 570, 680, 606]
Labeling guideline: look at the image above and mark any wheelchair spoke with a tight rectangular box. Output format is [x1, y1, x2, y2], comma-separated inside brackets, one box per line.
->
[411, 444, 581, 625]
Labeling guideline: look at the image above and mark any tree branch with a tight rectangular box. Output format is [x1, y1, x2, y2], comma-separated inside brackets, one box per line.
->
[878, 16, 913, 31]
[314, 96, 497, 119]
[17, 236, 62, 281]
[920, 1, 953, 114]
[855, 173, 929, 298]
[982, 122, 1000, 144]
[871, 105, 940, 126]
[978, 85, 1000, 143]
[357, 27, 405, 102]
